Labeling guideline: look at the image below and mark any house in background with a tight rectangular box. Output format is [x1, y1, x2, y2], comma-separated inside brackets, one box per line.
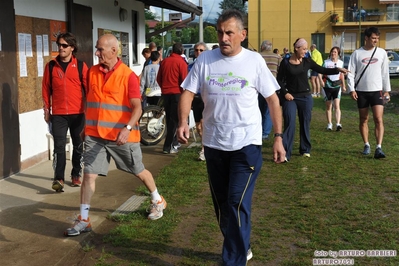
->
[245, 0, 399, 54]
[0, 0, 202, 179]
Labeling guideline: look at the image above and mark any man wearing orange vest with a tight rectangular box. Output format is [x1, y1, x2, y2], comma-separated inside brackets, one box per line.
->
[65, 34, 166, 236]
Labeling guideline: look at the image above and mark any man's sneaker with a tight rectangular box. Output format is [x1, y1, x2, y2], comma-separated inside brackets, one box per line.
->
[147, 196, 167, 220]
[302, 153, 311, 158]
[64, 215, 92, 236]
[374, 148, 386, 159]
[198, 150, 205, 161]
[170, 147, 179, 154]
[71, 176, 81, 187]
[247, 248, 253, 261]
[52, 180, 64, 192]
[336, 124, 342, 131]
[327, 124, 333, 131]
[362, 145, 371, 155]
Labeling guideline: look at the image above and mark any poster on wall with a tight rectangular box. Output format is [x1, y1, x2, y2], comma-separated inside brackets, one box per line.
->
[98, 28, 129, 66]
[50, 20, 67, 58]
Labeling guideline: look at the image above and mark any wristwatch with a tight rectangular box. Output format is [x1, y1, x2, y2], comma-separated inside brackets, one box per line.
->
[274, 133, 283, 138]
[125, 124, 132, 131]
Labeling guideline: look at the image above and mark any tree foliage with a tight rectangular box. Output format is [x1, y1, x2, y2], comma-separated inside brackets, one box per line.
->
[144, 9, 157, 20]
[204, 26, 218, 43]
[218, 0, 247, 17]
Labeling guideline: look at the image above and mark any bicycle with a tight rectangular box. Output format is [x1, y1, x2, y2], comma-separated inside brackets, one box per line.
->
[139, 95, 167, 146]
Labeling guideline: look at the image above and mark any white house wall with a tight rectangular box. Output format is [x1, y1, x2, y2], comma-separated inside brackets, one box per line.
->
[14, 0, 147, 162]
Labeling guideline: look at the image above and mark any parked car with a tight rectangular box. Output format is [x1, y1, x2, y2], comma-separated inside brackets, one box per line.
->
[387, 50, 399, 77]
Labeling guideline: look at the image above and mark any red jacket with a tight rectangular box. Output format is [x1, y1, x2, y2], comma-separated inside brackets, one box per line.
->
[42, 56, 88, 115]
[157, 53, 188, 95]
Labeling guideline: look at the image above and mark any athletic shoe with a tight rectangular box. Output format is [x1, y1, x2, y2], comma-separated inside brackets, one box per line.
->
[52, 179, 64, 192]
[374, 148, 386, 159]
[327, 124, 333, 131]
[262, 134, 269, 140]
[336, 124, 342, 131]
[71, 176, 81, 187]
[147, 196, 167, 220]
[64, 215, 92, 236]
[362, 145, 371, 155]
[247, 248, 253, 261]
[170, 147, 179, 154]
[302, 153, 311, 158]
[173, 143, 181, 149]
[198, 150, 205, 161]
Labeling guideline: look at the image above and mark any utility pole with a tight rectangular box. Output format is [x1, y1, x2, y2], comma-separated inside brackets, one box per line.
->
[199, 0, 203, 42]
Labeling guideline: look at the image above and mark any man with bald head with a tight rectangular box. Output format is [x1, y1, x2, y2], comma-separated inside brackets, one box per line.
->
[64, 34, 167, 236]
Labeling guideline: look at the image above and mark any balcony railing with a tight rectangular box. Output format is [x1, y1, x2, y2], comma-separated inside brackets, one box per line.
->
[331, 8, 399, 23]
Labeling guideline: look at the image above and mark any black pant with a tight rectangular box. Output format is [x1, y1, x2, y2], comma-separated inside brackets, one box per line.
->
[51, 114, 84, 180]
[162, 94, 180, 152]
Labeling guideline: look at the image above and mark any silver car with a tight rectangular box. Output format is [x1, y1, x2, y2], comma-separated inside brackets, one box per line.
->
[387, 50, 399, 77]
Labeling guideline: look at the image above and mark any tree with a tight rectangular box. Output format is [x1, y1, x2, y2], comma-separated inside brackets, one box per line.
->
[203, 26, 218, 43]
[144, 9, 158, 20]
[218, 0, 247, 17]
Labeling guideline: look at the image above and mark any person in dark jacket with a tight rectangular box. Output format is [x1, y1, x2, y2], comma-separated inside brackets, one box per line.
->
[277, 38, 348, 161]
[42, 32, 89, 191]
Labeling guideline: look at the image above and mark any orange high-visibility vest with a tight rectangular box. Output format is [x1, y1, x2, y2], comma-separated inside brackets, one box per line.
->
[85, 64, 140, 142]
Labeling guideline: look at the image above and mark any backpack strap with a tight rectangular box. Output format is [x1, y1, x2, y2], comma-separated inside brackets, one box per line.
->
[77, 59, 85, 99]
[48, 60, 56, 95]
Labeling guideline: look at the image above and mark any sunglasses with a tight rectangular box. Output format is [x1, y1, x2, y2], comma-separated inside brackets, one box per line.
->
[57, 43, 70, 48]
[195, 49, 204, 52]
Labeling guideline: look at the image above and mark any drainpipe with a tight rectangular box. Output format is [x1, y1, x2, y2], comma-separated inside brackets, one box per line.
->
[358, 0, 362, 48]
[289, 0, 292, 50]
[258, 0, 261, 49]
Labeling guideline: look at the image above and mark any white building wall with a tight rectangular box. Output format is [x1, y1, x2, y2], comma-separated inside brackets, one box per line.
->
[14, 0, 147, 162]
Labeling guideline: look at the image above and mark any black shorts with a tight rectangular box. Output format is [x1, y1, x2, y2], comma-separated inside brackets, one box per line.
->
[323, 87, 341, 101]
[192, 95, 204, 122]
[356, 91, 383, 109]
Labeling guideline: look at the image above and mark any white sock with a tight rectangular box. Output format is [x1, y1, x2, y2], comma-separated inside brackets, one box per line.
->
[377, 144, 381, 149]
[80, 204, 90, 220]
[151, 189, 162, 203]
[365, 142, 370, 147]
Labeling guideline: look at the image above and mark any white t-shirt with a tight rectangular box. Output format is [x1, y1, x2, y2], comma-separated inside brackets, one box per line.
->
[323, 58, 343, 81]
[347, 47, 391, 92]
[181, 48, 280, 151]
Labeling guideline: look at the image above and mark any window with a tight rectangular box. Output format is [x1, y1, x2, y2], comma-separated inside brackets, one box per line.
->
[386, 4, 399, 21]
[386, 32, 399, 50]
[311, 0, 325, 12]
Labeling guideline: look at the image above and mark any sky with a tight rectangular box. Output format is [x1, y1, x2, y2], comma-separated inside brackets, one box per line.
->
[150, 0, 222, 24]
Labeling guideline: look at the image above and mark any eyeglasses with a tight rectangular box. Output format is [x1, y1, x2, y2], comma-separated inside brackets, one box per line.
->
[57, 43, 70, 48]
[195, 49, 204, 52]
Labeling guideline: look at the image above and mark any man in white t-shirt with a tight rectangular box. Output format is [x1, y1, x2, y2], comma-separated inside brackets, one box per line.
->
[176, 9, 285, 266]
[347, 27, 391, 159]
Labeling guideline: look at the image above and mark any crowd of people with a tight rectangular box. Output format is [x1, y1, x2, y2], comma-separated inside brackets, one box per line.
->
[42, 7, 390, 264]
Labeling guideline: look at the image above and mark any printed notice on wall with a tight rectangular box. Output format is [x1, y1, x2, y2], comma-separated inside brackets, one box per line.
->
[18, 33, 28, 77]
[25, 33, 33, 57]
[43, 34, 49, 56]
[36, 35, 43, 77]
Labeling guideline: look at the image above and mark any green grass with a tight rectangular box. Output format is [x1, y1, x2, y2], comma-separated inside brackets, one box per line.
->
[88, 92, 399, 266]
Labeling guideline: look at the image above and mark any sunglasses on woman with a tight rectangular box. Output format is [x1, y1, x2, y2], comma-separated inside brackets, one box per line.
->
[195, 49, 204, 52]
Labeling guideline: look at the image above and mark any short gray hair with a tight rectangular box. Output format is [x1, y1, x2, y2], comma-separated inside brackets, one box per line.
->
[260, 40, 272, 51]
[194, 42, 208, 50]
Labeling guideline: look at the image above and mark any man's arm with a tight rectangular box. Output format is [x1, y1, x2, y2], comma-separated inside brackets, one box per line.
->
[265, 93, 286, 163]
[177, 90, 195, 144]
[116, 98, 142, 146]
[42, 62, 51, 123]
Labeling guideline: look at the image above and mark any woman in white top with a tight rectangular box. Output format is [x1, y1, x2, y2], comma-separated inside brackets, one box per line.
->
[322, 46, 346, 131]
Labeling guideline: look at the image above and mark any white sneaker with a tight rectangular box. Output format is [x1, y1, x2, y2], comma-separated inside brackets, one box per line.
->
[327, 124, 332, 130]
[247, 248, 253, 261]
[198, 150, 205, 161]
[147, 196, 167, 220]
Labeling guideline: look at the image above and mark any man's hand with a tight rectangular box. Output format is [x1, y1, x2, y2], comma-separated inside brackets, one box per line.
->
[44, 109, 51, 123]
[350, 91, 358, 101]
[177, 124, 190, 144]
[116, 128, 130, 146]
[273, 137, 286, 164]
